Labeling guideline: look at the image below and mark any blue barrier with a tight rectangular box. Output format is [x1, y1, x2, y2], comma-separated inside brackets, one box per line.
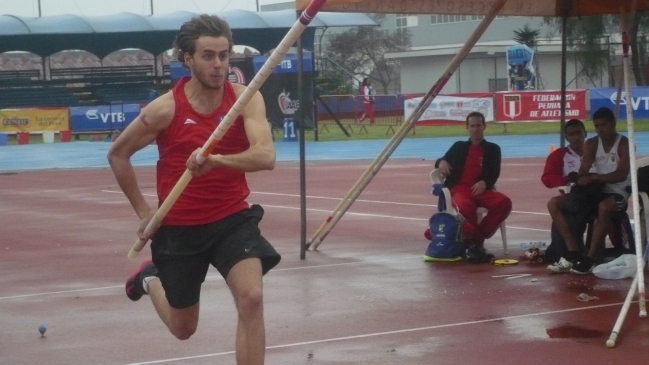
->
[590, 87, 649, 119]
[253, 53, 312, 74]
[283, 118, 297, 142]
[70, 104, 141, 132]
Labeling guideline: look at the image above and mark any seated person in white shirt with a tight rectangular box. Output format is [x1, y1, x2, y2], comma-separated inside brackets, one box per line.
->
[547, 107, 631, 275]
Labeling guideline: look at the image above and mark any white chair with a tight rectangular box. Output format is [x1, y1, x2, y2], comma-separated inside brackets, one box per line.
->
[430, 169, 509, 255]
[635, 157, 649, 251]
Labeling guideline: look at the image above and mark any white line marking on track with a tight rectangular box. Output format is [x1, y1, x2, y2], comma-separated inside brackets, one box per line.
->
[0, 257, 423, 300]
[0, 285, 123, 300]
[125, 301, 635, 365]
[100, 190, 550, 216]
[101, 190, 550, 231]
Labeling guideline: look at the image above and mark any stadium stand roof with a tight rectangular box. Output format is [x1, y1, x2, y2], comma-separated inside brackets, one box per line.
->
[0, 9, 376, 58]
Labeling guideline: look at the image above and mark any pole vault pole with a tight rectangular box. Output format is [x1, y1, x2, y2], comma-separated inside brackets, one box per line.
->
[605, 3, 649, 349]
[127, 0, 330, 259]
[307, 0, 508, 250]
[606, 1, 646, 349]
[619, 0, 647, 320]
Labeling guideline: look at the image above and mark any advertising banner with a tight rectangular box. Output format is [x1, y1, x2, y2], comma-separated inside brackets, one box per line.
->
[589, 87, 649, 120]
[228, 57, 256, 86]
[0, 108, 69, 133]
[494, 90, 587, 122]
[404, 93, 494, 125]
[70, 104, 140, 132]
[506, 44, 536, 91]
[254, 52, 314, 130]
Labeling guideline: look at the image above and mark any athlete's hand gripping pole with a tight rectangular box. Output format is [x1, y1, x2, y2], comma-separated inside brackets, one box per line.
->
[127, 0, 329, 259]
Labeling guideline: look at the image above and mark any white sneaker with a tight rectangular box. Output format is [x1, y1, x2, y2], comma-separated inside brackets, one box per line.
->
[547, 257, 573, 273]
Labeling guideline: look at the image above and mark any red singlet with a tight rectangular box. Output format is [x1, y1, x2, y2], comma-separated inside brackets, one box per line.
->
[156, 77, 250, 225]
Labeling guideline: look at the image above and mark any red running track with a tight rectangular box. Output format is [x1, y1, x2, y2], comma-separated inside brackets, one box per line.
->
[0, 158, 647, 364]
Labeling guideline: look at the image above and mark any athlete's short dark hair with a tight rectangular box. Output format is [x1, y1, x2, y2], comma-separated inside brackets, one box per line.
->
[466, 111, 485, 126]
[592, 107, 616, 124]
[173, 14, 233, 64]
[564, 119, 586, 133]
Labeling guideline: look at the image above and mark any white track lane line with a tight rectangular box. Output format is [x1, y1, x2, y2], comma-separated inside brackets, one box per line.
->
[0, 256, 423, 300]
[125, 301, 635, 365]
[100, 189, 551, 217]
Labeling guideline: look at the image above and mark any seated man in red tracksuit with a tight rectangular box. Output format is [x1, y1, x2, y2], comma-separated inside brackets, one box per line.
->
[435, 111, 512, 262]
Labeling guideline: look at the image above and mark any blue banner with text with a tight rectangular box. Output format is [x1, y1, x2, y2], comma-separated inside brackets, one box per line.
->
[589, 87, 649, 120]
[70, 104, 141, 132]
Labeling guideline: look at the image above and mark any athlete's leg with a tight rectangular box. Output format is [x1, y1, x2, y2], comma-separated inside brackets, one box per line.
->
[226, 258, 265, 365]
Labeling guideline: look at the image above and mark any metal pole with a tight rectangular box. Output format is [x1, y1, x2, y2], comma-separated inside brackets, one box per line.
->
[38, 0, 42, 17]
[493, 55, 498, 91]
[150, 0, 154, 15]
[297, 12, 307, 260]
[559, 0, 572, 148]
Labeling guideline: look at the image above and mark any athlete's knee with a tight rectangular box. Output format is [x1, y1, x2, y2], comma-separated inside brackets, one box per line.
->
[597, 199, 617, 218]
[547, 196, 563, 215]
[500, 195, 512, 212]
[236, 286, 264, 315]
[169, 322, 197, 341]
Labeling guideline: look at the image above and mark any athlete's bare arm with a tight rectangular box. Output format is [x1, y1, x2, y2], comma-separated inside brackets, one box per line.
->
[187, 84, 275, 175]
[578, 137, 597, 177]
[108, 93, 175, 222]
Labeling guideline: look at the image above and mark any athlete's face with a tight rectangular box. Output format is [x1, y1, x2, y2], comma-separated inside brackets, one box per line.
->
[565, 125, 586, 150]
[466, 116, 485, 142]
[185, 36, 230, 90]
[593, 118, 616, 141]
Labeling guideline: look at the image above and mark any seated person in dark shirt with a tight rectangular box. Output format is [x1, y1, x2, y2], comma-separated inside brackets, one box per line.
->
[435, 111, 512, 262]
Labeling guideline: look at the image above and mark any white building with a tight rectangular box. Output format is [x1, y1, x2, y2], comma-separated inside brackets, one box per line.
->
[382, 14, 608, 94]
[263, 3, 614, 95]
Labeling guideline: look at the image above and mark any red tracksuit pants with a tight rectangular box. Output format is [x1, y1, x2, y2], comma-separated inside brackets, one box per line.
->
[449, 186, 512, 245]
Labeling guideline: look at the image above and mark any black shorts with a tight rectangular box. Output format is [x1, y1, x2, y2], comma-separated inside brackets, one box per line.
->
[600, 193, 628, 212]
[150, 204, 281, 309]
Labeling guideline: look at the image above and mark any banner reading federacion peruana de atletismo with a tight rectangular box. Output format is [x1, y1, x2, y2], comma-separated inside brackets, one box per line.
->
[0, 108, 69, 133]
[494, 90, 587, 122]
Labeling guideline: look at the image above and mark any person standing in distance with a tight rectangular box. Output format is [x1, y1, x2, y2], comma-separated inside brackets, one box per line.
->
[107, 15, 281, 365]
[356, 77, 375, 125]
